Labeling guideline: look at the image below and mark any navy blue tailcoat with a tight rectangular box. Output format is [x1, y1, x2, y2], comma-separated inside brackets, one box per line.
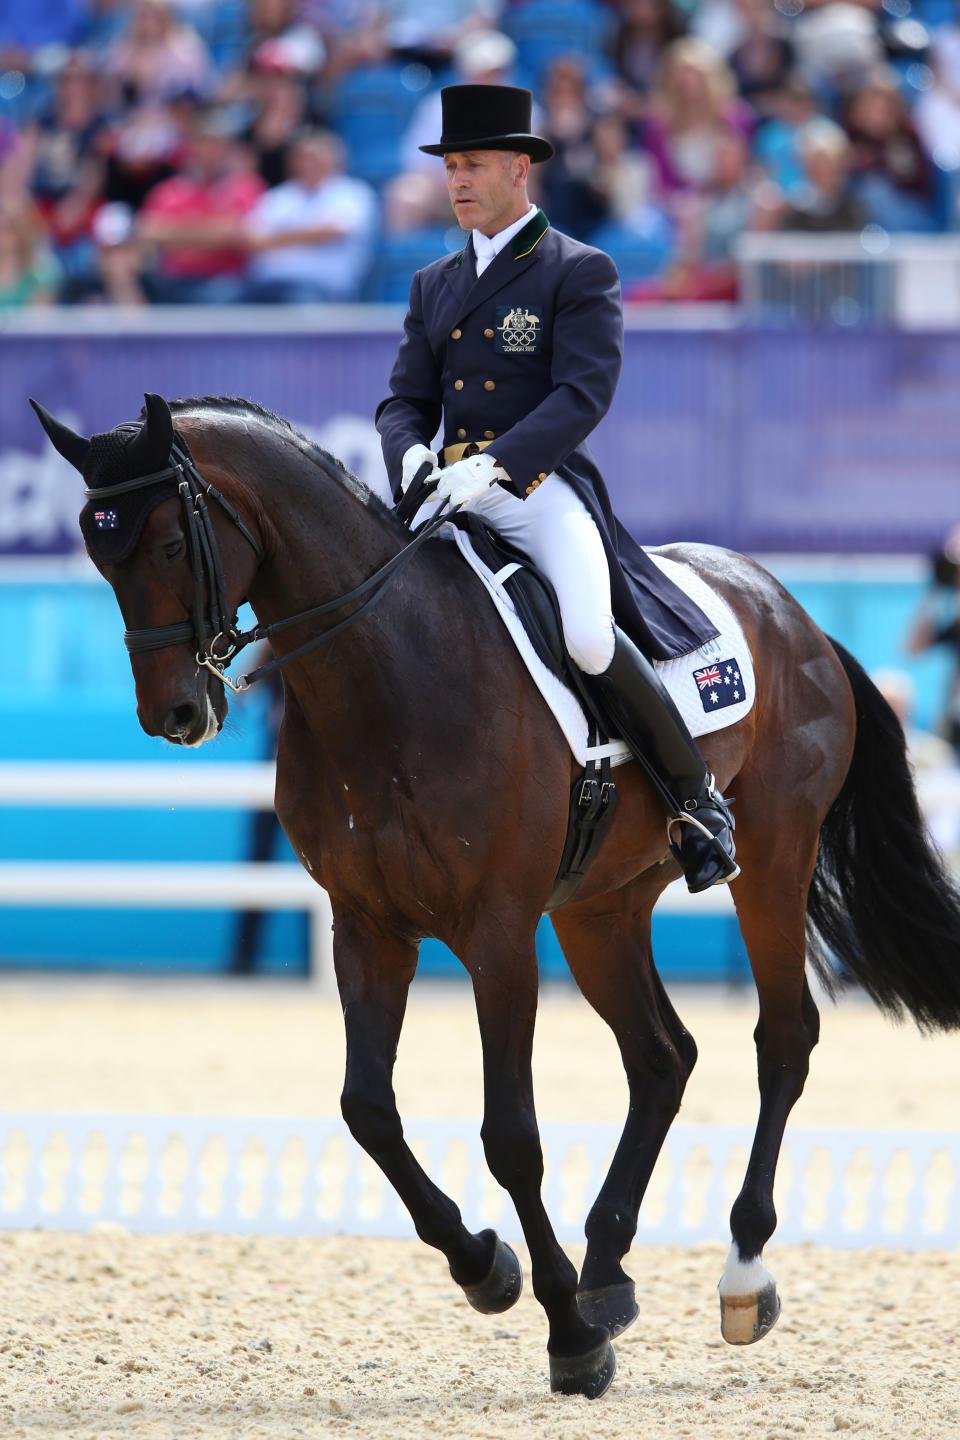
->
[375, 209, 717, 661]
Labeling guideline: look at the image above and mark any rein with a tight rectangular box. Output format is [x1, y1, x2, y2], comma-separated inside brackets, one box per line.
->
[87, 445, 448, 693]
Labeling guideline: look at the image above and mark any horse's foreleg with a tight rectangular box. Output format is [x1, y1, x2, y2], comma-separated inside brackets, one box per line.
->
[334, 909, 508, 1293]
[467, 930, 616, 1400]
[551, 883, 697, 1339]
[724, 845, 821, 1345]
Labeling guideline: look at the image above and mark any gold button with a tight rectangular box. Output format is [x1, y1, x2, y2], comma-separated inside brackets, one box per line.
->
[456, 428, 466, 439]
[484, 328, 494, 338]
[538, 472, 547, 481]
[451, 328, 461, 339]
[454, 379, 463, 391]
[484, 430, 495, 439]
[484, 380, 495, 391]
[525, 485, 535, 494]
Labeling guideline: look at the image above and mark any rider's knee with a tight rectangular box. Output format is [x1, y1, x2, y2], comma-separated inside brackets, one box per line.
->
[564, 617, 616, 676]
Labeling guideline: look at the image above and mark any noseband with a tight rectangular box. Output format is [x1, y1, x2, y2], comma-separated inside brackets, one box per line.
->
[86, 440, 451, 693]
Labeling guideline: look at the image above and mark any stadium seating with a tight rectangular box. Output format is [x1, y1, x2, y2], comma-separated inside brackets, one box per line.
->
[191, 0, 250, 74]
[330, 63, 434, 189]
[365, 227, 458, 302]
[501, 0, 615, 85]
[589, 216, 675, 284]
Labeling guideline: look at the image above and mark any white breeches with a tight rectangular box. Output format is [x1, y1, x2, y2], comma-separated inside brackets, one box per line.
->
[465, 474, 616, 675]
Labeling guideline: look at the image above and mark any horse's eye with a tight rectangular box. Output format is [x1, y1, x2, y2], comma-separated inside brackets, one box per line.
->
[162, 538, 186, 562]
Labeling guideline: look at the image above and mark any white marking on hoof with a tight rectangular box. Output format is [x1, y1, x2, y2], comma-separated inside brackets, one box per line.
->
[718, 1245, 776, 1299]
[718, 1245, 781, 1345]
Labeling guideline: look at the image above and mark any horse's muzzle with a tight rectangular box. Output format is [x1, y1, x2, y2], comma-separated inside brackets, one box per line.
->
[160, 695, 221, 747]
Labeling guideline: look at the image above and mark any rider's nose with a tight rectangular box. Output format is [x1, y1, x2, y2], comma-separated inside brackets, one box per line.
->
[162, 702, 200, 741]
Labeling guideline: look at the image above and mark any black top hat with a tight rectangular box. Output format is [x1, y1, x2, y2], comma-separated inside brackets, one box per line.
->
[419, 84, 554, 163]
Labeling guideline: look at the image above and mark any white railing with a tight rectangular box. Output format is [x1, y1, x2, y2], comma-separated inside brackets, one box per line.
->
[0, 764, 736, 989]
[736, 232, 960, 327]
[0, 762, 336, 987]
[7, 760, 955, 989]
[0, 1111, 957, 1249]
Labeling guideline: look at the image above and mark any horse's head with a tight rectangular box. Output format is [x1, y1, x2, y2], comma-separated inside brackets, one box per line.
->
[31, 392, 258, 747]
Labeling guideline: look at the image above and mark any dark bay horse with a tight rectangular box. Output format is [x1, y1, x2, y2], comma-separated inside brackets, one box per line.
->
[32, 392, 960, 1399]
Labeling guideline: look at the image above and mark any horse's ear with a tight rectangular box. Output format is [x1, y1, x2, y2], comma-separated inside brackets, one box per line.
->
[29, 398, 91, 473]
[126, 392, 174, 475]
[144, 392, 173, 439]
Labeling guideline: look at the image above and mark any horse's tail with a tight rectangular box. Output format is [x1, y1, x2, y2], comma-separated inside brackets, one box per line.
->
[806, 638, 960, 1032]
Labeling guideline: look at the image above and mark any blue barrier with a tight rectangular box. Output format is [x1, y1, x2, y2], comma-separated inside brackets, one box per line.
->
[0, 562, 944, 978]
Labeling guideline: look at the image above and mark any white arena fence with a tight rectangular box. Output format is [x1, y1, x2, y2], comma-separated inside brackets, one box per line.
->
[735, 231, 960, 326]
[0, 1113, 958, 1250]
[0, 762, 740, 989]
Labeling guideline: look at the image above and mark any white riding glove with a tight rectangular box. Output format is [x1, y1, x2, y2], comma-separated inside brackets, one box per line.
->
[400, 443, 439, 493]
[434, 451, 506, 508]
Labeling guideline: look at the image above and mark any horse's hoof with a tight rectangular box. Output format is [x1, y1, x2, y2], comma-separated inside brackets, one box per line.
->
[459, 1233, 523, 1314]
[576, 1280, 639, 1338]
[549, 1336, 617, 1400]
[719, 1281, 781, 1345]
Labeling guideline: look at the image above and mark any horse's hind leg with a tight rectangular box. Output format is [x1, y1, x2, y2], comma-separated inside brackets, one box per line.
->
[721, 830, 822, 1345]
[334, 907, 520, 1305]
[551, 879, 698, 1338]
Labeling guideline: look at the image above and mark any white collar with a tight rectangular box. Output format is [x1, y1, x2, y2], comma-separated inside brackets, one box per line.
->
[472, 205, 539, 274]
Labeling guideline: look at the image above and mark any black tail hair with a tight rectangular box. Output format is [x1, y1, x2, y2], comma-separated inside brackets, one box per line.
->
[806, 639, 960, 1032]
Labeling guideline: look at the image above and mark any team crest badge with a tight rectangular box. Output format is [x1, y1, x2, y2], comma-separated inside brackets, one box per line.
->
[495, 304, 543, 355]
[693, 658, 745, 713]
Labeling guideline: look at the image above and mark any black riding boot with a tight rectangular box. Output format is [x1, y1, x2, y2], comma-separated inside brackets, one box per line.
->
[591, 628, 740, 893]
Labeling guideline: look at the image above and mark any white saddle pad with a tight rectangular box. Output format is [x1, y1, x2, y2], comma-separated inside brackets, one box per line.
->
[448, 527, 755, 768]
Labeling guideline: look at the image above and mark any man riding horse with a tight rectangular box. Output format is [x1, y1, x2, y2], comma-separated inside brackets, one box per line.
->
[376, 83, 738, 893]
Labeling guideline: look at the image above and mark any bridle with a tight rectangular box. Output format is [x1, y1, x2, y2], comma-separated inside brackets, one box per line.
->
[85, 440, 448, 693]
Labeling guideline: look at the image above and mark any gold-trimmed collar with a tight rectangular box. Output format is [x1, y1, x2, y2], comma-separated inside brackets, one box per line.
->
[452, 210, 549, 265]
[511, 208, 549, 260]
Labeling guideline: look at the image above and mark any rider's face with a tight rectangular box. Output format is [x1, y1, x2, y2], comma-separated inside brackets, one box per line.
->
[443, 150, 530, 237]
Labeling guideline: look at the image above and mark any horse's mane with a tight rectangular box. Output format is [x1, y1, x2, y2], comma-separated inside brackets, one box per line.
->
[160, 394, 402, 531]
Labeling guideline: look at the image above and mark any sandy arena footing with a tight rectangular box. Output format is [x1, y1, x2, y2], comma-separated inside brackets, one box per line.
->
[0, 977, 955, 1438]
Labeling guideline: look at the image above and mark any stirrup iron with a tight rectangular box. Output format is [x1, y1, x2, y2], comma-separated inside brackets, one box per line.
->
[667, 775, 740, 893]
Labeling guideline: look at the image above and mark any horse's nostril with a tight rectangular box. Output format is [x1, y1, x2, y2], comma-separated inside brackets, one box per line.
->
[163, 703, 199, 739]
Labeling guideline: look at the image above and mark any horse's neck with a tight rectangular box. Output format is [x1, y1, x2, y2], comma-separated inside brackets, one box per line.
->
[254, 462, 401, 630]
[205, 423, 426, 726]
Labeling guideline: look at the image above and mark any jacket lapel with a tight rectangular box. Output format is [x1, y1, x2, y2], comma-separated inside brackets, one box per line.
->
[442, 210, 550, 324]
[441, 238, 476, 306]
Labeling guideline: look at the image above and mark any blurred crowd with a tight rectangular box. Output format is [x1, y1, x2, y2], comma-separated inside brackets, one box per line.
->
[1, 0, 960, 305]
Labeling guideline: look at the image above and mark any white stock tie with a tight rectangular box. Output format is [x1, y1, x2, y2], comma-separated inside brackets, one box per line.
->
[473, 231, 497, 277]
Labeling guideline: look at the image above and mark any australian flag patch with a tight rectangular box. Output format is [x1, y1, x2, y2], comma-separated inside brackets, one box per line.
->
[94, 509, 119, 531]
[693, 658, 744, 713]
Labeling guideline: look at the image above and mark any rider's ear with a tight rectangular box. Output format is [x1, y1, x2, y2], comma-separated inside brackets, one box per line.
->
[128, 392, 174, 475]
[29, 398, 91, 473]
